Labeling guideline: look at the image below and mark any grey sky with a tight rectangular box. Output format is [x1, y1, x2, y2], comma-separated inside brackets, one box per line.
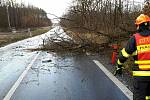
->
[16, 0, 144, 20]
[16, 0, 72, 21]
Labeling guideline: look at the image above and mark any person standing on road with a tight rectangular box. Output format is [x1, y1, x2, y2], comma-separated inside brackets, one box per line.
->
[115, 14, 150, 100]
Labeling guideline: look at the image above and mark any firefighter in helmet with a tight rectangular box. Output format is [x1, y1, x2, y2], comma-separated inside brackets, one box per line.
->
[115, 14, 150, 100]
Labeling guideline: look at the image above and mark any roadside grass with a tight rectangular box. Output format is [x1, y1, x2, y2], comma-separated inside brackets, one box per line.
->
[123, 57, 134, 75]
[117, 40, 133, 75]
[0, 27, 51, 47]
[31, 27, 51, 36]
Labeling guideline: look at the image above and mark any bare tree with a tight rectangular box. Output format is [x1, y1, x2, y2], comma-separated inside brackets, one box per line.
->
[60, 0, 144, 43]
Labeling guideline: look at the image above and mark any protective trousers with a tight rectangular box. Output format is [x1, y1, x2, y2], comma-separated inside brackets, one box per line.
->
[133, 78, 150, 100]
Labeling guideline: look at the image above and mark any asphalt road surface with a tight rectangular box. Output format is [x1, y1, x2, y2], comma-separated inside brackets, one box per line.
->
[0, 27, 132, 100]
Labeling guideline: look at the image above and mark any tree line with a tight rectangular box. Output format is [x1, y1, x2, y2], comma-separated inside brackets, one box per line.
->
[0, 0, 52, 30]
[60, 0, 150, 41]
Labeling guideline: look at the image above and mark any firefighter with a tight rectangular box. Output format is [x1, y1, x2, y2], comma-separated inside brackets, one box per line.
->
[115, 14, 150, 100]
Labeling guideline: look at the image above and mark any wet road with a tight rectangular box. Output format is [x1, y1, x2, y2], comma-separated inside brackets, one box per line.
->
[0, 27, 132, 100]
[9, 52, 130, 100]
[0, 37, 40, 100]
[0, 27, 56, 99]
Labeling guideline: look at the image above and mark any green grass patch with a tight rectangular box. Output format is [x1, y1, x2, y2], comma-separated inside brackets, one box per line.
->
[31, 27, 51, 36]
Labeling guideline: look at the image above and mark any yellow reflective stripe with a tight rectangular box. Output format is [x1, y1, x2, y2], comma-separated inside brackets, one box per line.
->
[131, 50, 137, 56]
[133, 71, 150, 76]
[137, 44, 150, 53]
[139, 65, 150, 69]
[117, 59, 123, 65]
[135, 60, 150, 64]
[146, 96, 150, 100]
[121, 48, 130, 58]
[137, 44, 150, 51]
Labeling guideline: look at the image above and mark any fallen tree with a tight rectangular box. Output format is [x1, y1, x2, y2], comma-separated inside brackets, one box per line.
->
[41, 26, 109, 53]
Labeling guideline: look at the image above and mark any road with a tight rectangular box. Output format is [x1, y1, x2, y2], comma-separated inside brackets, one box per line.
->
[0, 27, 132, 100]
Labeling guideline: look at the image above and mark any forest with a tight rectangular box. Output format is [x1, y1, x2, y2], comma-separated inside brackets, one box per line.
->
[60, 0, 150, 43]
[0, 0, 52, 30]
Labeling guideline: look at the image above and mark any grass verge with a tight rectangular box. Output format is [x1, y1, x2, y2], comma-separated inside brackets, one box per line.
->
[0, 27, 51, 47]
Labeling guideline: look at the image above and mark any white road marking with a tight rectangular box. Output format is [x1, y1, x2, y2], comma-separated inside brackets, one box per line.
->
[93, 60, 133, 100]
[3, 52, 41, 100]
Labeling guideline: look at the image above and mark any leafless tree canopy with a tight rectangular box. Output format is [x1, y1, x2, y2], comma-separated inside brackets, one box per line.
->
[60, 0, 149, 41]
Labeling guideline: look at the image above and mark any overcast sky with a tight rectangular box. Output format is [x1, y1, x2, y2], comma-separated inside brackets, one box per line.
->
[16, 0, 144, 21]
[16, 0, 72, 22]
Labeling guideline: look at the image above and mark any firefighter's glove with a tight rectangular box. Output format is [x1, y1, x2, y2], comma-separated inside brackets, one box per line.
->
[114, 66, 123, 76]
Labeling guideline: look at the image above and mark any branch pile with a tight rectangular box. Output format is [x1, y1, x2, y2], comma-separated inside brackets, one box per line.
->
[42, 27, 108, 53]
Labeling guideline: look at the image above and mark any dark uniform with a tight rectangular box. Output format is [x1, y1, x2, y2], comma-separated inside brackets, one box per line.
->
[117, 20, 150, 100]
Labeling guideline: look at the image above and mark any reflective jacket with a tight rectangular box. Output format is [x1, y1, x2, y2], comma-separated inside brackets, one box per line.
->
[133, 33, 150, 76]
[117, 30, 150, 77]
